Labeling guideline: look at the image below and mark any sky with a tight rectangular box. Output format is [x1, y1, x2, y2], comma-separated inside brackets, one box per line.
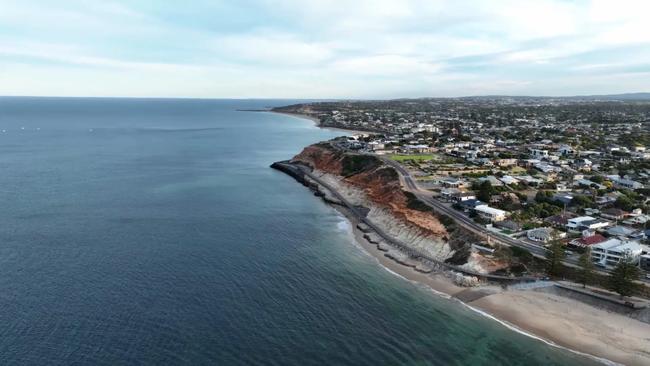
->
[1, 0, 649, 98]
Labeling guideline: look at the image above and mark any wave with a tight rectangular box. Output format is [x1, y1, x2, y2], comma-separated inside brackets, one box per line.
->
[459, 301, 621, 366]
[328, 200, 619, 366]
[336, 219, 351, 232]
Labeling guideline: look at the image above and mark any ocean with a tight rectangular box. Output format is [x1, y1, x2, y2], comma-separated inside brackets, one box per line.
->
[0, 97, 597, 365]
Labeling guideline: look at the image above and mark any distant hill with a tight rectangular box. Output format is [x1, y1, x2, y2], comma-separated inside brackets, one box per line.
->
[457, 93, 650, 101]
[565, 93, 650, 101]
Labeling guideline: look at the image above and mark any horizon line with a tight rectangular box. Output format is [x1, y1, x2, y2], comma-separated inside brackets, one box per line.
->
[1, 92, 649, 101]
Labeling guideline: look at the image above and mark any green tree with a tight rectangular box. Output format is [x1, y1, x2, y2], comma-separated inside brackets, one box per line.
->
[590, 175, 605, 183]
[545, 239, 566, 277]
[609, 255, 640, 298]
[477, 180, 494, 202]
[571, 195, 593, 208]
[578, 247, 595, 288]
[535, 190, 554, 204]
[614, 195, 635, 212]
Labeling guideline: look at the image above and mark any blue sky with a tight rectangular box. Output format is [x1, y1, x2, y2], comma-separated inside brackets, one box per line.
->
[1, 0, 649, 98]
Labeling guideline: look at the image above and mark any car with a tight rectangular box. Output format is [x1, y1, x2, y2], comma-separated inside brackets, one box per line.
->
[646, 274, 650, 280]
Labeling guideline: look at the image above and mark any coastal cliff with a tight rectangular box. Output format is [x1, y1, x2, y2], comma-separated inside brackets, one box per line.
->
[289, 141, 491, 270]
[292, 143, 448, 236]
[272, 141, 650, 366]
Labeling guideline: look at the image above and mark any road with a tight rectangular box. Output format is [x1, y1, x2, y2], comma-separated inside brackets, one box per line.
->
[381, 157, 548, 256]
[378, 156, 650, 285]
[275, 161, 537, 282]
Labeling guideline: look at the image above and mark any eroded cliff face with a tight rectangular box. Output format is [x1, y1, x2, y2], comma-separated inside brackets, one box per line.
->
[291, 142, 448, 239]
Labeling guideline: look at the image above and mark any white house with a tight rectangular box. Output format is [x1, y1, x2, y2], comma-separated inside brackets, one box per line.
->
[475, 205, 508, 222]
[526, 227, 566, 243]
[558, 145, 575, 155]
[530, 149, 549, 158]
[591, 239, 643, 267]
[566, 216, 610, 231]
[518, 175, 543, 185]
[499, 175, 519, 185]
[534, 162, 562, 173]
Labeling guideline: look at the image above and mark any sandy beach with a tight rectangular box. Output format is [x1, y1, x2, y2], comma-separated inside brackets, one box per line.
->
[471, 291, 650, 366]
[283, 111, 650, 366]
[342, 202, 650, 366]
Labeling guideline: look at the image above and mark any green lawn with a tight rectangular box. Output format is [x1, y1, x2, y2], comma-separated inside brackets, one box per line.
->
[389, 154, 436, 162]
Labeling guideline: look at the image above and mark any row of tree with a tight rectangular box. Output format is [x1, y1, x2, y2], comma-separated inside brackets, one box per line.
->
[545, 240, 641, 298]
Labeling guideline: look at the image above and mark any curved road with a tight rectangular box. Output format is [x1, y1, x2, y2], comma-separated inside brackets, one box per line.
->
[379, 156, 650, 286]
[276, 161, 537, 282]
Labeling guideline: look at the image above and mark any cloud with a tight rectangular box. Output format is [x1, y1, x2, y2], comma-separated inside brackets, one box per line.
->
[210, 32, 334, 66]
[0, 0, 649, 97]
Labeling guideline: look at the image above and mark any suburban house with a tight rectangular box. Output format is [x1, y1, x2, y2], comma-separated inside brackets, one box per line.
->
[518, 175, 543, 186]
[440, 188, 461, 201]
[475, 205, 508, 222]
[494, 158, 517, 167]
[600, 208, 628, 220]
[526, 227, 565, 243]
[499, 175, 519, 185]
[566, 216, 610, 231]
[459, 199, 485, 211]
[569, 233, 608, 248]
[606, 225, 636, 238]
[452, 191, 477, 202]
[613, 178, 644, 190]
[530, 149, 549, 158]
[441, 177, 467, 188]
[545, 214, 575, 228]
[591, 239, 643, 267]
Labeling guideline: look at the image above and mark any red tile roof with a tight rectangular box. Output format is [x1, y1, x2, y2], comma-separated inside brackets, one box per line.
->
[574, 234, 607, 246]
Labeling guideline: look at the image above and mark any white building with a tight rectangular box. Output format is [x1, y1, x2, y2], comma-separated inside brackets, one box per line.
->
[518, 175, 543, 185]
[475, 205, 508, 222]
[530, 149, 549, 158]
[499, 175, 519, 185]
[526, 227, 566, 243]
[566, 216, 610, 231]
[558, 145, 575, 155]
[591, 239, 643, 268]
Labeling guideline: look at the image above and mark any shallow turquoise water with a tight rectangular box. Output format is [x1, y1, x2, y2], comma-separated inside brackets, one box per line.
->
[0, 97, 598, 365]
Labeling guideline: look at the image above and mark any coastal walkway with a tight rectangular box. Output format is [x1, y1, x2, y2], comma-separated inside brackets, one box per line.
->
[272, 161, 538, 284]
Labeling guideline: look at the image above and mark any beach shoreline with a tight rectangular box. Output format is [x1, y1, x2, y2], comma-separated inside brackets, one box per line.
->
[329, 192, 649, 366]
[270, 110, 378, 135]
[278, 112, 650, 366]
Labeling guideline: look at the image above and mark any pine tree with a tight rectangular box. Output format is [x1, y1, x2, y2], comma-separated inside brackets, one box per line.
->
[578, 247, 595, 288]
[477, 180, 493, 203]
[609, 254, 640, 298]
[545, 239, 565, 277]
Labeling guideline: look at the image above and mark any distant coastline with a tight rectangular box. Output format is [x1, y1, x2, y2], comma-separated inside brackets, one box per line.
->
[270, 110, 380, 135]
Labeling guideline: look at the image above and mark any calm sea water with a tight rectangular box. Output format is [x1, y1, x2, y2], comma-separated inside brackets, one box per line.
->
[0, 97, 597, 365]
